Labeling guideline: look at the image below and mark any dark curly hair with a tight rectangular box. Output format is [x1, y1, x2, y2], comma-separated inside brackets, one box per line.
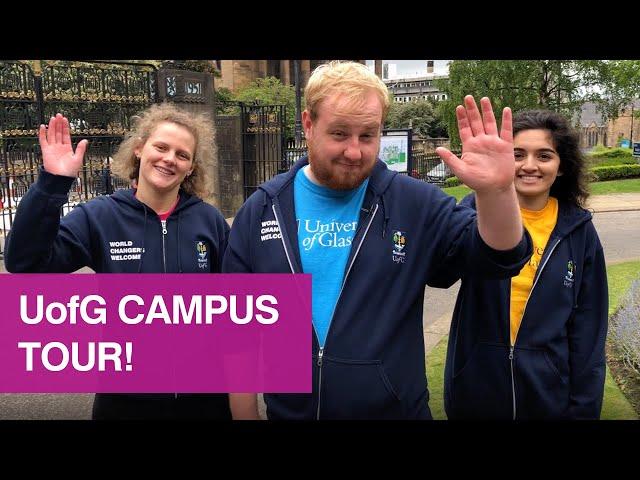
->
[513, 110, 589, 208]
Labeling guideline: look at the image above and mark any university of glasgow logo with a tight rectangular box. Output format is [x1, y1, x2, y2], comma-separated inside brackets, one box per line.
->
[393, 231, 406, 253]
[392, 230, 406, 263]
[564, 260, 575, 287]
[196, 241, 208, 269]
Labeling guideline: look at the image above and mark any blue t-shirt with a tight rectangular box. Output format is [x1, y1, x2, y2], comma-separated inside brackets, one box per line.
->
[293, 167, 369, 348]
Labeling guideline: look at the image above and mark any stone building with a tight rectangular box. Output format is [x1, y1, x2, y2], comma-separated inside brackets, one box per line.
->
[215, 60, 366, 92]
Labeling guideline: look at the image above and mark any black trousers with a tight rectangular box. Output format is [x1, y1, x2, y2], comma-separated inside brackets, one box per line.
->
[92, 393, 232, 420]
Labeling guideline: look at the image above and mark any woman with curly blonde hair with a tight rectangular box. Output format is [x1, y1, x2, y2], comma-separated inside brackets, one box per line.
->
[5, 102, 232, 420]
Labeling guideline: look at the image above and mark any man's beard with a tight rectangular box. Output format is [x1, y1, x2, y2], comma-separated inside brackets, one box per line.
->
[307, 144, 375, 191]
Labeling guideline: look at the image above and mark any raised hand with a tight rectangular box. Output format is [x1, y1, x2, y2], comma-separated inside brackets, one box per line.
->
[38, 113, 88, 178]
[436, 96, 515, 194]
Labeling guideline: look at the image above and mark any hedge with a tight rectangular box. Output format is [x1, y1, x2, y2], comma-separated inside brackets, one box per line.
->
[591, 164, 640, 181]
[444, 176, 462, 187]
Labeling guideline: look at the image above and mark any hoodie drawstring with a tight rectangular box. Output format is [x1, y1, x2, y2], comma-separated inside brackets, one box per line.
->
[380, 194, 390, 239]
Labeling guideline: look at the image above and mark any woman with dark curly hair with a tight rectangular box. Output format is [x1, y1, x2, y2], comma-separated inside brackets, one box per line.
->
[5, 103, 232, 420]
[443, 110, 608, 419]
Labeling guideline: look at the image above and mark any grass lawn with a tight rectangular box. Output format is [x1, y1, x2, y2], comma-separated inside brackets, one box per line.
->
[425, 260, 640, 420]
[442, 178, 640, 202]
[589, 178, 640, 196]
[442, 185, 471, 202]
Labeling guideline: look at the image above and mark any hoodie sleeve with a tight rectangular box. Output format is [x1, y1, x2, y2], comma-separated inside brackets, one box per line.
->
[222, 194, 256, 274]
[426, 191, 532, 288]
[220, 216, 231, 271]
[4, 169, 94, 273]
[567, 224, 608, 419]
[208, 206, 231, 273]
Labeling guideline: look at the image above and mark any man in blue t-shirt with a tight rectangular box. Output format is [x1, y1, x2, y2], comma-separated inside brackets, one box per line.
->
[224, 61, 531, 420]
[294, 167, 368, 349]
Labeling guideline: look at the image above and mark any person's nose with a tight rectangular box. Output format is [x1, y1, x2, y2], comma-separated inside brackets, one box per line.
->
[343, 136, 362, 161]
[520, 154, 538, 172]
[162, 150, 178, 166]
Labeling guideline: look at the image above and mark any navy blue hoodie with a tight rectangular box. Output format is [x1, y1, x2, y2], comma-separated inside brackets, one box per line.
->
[443, 194, 608, 420]
[222, 157, 532, 420]
[4, 169, 232, 420]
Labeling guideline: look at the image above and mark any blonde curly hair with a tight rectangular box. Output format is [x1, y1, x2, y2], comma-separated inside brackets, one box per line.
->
[111, 102, 216, 199]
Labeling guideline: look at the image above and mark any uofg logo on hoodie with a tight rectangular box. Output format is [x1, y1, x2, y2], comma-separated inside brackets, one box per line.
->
[196, 241, 209, 270]
[392, 230, 406, 264]
[564, 260, 575, 287]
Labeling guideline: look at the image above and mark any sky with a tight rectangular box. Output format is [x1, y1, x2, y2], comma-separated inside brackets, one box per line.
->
[366, 60, 450, 78]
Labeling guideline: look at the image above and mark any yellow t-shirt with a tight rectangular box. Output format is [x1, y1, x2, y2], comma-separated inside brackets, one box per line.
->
[509, 197, 559, 345]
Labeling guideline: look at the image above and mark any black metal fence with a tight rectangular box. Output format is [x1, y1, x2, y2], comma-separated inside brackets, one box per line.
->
[0, 60, 158, 253]
[285, 138, 308, 166]
[410, 150, 457, 185]
[240, 103, 287, 200]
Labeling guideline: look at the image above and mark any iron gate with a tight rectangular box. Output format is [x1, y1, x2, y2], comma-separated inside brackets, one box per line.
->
[0, 60, 158, 251]
[240, 103, 287, 200]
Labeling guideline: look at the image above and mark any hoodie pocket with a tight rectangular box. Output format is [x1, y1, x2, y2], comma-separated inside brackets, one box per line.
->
[513, 347, 569, 419]
[319, 356, 405, 419]
[449, 342, 513, 419]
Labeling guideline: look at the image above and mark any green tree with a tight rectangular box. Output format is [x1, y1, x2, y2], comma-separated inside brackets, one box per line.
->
[385, 99, 448, 137]
[437, 60, 613, 148]
[593, 60, 640, 122]
[159, 60, 220, 77]
[233, 77, 300, 139]
[214, 87, 239, 115]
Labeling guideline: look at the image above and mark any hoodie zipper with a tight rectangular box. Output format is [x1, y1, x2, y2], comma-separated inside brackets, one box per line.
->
[272, 200, 379, 420]
[160, 218, 176, 399]
[160, 219, 168, 273]
[316, 203, 379, 419]
[509, 236, 562, 420]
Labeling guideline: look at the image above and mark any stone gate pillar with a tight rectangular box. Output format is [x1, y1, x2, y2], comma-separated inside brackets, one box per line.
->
[156, 68, 224, 209]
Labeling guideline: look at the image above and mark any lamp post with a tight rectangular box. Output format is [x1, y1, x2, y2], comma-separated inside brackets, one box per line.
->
[293, 60, 302, 144]
[630, 102, 635, 146]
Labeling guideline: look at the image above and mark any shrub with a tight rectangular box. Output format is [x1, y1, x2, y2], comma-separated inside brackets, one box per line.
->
[589, 147, 634, 159]
[444, 176, 461, 188]
[591, 164, 640, 181]
[587, 156, 637, 168]
[609, 279, 640, 375]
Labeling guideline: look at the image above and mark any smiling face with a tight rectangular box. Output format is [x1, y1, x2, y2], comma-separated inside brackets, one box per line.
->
[134, 121, 196, 198]
[303, 89, 382, 190]
[513, 128, 562, 210]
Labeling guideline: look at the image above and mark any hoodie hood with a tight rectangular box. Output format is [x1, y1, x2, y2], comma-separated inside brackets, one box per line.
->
[460, 192, 592, 237]
[259, 156, 399, 239]
[110, 188, 203, 215]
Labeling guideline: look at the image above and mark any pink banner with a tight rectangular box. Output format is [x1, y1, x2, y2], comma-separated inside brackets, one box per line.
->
[0, 274, 311, 393]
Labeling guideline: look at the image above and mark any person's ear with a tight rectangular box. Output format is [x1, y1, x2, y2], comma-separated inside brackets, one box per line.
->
[302, 110, 313, 138]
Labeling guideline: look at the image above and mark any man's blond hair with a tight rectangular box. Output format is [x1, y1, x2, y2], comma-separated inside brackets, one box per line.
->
[304, 61, 390, 122]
